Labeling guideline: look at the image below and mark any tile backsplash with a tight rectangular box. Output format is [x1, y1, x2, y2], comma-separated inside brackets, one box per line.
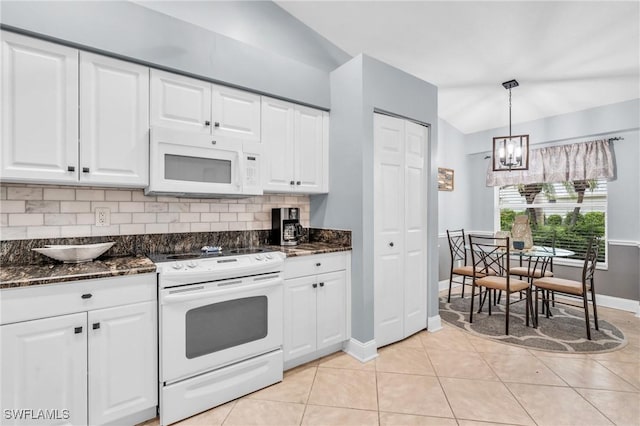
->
[0, 184, 309, 240]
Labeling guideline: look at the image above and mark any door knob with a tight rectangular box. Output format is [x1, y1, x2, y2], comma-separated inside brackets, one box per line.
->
[389, 242, 394, 247]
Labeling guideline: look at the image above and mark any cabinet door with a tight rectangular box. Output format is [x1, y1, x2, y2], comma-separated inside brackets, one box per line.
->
[316, 271, 347, 349]
[80, 53, 149, 186]
[1, 31, 78, 183]
[283, 276, 317, 361]
[261, 97, 295, 192]
[150, 69, 211, 133]
[1, 313, 87, 426]
[211, 84, 261, 141]
[88, 301, 157, 425]
[294, 106, 325, 193]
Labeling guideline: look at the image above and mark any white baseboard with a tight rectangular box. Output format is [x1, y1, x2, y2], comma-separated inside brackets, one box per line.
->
[427, 315, 442, 332]
[439, 279, 451, 292]
[343, 338, 378, 363]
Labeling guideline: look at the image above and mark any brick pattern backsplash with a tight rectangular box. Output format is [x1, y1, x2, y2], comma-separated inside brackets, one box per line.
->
[0, 184, 309, 240]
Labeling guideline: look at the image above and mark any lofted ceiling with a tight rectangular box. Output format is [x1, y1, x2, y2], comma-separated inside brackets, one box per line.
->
[276, 1, 640, 134]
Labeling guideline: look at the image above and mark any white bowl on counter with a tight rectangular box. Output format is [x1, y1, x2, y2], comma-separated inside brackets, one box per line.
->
[32, 242, 115, 263]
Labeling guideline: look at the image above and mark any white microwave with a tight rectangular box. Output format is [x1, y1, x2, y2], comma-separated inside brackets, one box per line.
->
[147, 127, 262, 197]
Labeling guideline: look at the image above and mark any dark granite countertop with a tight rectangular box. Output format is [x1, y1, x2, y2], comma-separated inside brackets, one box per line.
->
[269, 242, 352, 257]
[0, 229, 351, 289]
[0, 256, 156, 289]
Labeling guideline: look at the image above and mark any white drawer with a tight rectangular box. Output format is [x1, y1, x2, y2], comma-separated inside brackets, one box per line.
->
[284, 252, 347, 279]
[0, 273, 157, 325]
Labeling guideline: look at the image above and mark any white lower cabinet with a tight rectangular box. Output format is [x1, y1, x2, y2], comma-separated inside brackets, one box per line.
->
[1, 313, 88, 426]
[88, 301, 157, 425]
[283, 253, 349, 363]
[0, 274, 157, 426]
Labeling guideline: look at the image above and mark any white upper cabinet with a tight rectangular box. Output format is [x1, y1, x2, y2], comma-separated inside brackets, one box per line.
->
[295, 105, 326, 193]
[262, 96, 329, 194]
[150, 70, 261, 141]
[1, 31, 79, 183]
[80, 52, 149, 186]
[212, 84, 261, 141]
[150, 69, 211, 134]
[262, 97, 296, 190]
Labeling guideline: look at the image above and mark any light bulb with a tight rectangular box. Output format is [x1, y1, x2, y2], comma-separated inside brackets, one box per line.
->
[507, 142, 514, 155]
[499, 147, 505, 159]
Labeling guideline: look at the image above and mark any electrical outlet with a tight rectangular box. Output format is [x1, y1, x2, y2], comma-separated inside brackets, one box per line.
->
[95, 208, 110, 227]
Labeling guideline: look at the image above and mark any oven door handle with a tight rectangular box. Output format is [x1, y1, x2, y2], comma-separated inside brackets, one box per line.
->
[161, 277, 282, 304]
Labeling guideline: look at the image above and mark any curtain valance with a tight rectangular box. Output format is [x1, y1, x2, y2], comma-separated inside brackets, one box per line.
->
[486, 139, 615, 187]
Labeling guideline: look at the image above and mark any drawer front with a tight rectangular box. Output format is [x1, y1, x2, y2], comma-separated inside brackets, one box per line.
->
[0, 274, 156, 325]
[284, 252, 347, 279]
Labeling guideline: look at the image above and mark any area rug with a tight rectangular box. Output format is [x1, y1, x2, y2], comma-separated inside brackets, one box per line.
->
[440, 295, 626, 353]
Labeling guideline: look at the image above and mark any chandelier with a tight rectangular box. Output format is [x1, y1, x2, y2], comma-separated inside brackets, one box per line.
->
[492, 79, 529, 171]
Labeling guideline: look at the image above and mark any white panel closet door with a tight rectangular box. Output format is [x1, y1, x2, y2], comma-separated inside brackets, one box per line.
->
[374, 113, 406, 348]
[403, 121, 428, 336]
[374, 113, 428, 348]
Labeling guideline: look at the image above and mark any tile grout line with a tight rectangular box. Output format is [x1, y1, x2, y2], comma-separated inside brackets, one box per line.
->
[591, 357, 640, 391]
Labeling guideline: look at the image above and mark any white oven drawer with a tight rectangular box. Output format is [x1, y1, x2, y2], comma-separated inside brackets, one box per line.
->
[161, 349, 283, 426]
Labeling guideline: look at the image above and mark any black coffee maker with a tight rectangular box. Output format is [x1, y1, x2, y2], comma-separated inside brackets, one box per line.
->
[272, 208, 303, 246]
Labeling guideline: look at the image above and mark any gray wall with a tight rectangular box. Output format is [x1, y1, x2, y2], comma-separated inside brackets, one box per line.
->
[131, 1, 350, 72]
[0, 0, 349, 108]
[441, 99, 640, 302]
[311, 55, 439, 343]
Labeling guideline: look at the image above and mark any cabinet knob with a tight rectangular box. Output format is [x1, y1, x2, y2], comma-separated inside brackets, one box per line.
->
[316, 263, 321, 267]
[296, 181, 301, 185]
[211, 140, 217, 145]
[290, 180, 295, 185]
[67, 166, 75, 172]
[214, 122, 220, 128]
[74, 326, 83, 334]
[319, 282, 325, 287]
[205, 121, 211, 126]
[312, 283, 318, 288]
[82, 167, 90, 173]
[92, 322, 100, 330]
[389, 242, 394, 247]
[81, 293, 92, 299]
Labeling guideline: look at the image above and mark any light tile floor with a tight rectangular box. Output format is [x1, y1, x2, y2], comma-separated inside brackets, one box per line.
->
[142, 293, 640, 426]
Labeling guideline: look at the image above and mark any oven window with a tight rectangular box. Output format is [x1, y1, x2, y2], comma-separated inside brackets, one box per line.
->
[185, 296, 268, 359]
[165, 154, 232, 184]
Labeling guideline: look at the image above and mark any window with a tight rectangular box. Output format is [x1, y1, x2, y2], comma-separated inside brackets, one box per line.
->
[496, 179, 607, 265]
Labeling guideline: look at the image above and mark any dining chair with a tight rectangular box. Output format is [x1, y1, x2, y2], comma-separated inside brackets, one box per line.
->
[468, 234, 533, 335]
[509, 231, 556, 282]
[446, 229, 475, 303]
[534, 236, 600, 340]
